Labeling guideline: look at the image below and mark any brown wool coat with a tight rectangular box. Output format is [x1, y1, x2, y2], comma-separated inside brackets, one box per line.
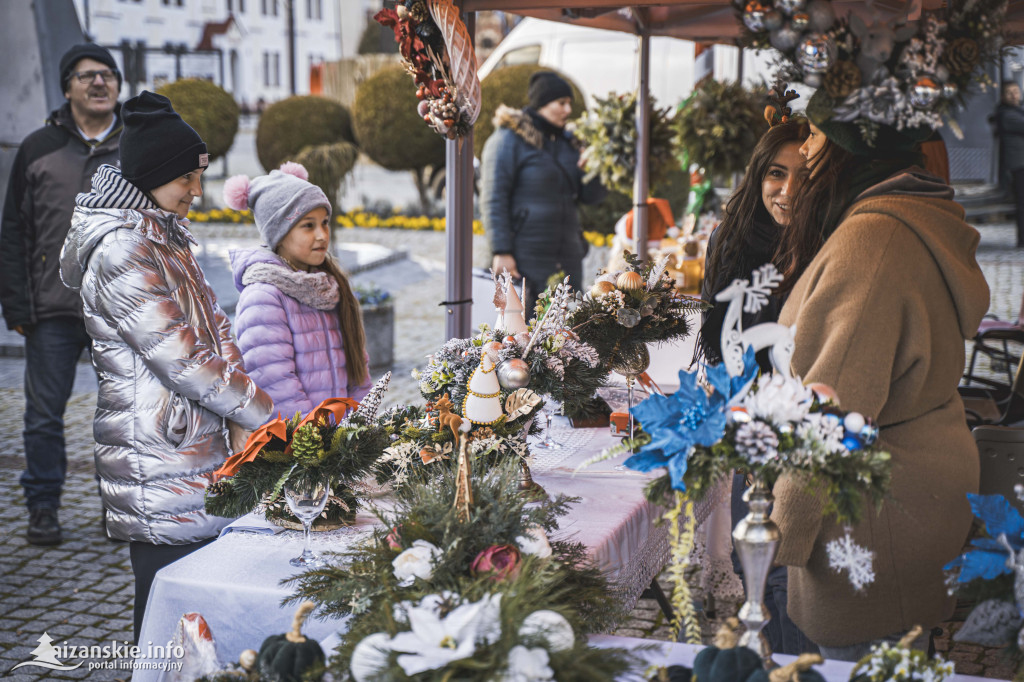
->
[771, 170, 990, 648]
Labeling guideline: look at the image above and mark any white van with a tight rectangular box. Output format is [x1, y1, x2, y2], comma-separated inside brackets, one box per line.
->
[478, 17, 777, 109]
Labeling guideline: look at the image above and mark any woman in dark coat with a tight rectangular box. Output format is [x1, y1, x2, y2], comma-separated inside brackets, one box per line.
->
[480, 71, 606, 316]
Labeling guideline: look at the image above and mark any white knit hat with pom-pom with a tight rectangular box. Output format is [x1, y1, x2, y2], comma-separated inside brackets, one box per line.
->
[222, 162, 329, 250]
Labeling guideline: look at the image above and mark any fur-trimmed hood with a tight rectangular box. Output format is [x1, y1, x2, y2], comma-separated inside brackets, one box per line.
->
[493, 105, 581, 151]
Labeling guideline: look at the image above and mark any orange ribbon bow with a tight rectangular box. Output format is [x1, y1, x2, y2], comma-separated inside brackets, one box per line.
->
[213, 397, 360, 480]
[213, 418, 288, 480]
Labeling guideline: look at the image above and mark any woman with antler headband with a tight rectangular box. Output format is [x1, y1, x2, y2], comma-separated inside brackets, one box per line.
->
[695, 83, 816, 657]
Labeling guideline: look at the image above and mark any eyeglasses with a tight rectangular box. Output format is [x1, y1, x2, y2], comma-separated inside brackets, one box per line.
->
[71, 69, 119, 85]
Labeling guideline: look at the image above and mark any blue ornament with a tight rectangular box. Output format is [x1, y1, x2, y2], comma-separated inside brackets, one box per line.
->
[822, 413, 842, 428]
[842, 435, 863, 451]
[860, 422, 879, 446]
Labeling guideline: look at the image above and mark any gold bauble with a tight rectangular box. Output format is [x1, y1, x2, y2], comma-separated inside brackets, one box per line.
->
[590, 280, 616, 297]
[616, 271, 644, 291]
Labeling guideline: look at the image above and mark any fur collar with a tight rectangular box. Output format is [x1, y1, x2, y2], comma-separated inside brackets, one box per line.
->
[241, 255, 339, 310]
[493, 105, 582, 151]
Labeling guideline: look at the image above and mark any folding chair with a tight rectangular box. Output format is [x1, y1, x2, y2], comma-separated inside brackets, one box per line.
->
[964, 294, 1024, 387]
[960, 353, 1024, 429]
[972, 425, 1024, 513]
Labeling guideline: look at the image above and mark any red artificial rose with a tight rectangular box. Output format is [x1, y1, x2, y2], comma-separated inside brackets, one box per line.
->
[471, 545, 521, 581]
[386, 526, 401, 551]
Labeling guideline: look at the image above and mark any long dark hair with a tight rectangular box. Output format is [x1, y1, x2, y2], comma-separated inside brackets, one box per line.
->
[704, 118, 810, 289]
[319, 253, 369, 388]
[776, 136, 921, 294]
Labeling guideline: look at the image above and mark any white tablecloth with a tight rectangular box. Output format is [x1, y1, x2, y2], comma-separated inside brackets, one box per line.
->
[134, 421, 671, 679]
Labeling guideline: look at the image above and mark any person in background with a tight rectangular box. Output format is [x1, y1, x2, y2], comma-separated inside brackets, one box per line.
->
[0, 43, 123, 545]
[481, 71, 606, 316]
[226, 164, 372, 418]
[695, 117, 816, 656]
[994, 80, 1024, 247]
[770, 88, 989, 660]
[60, 91, 273, 640]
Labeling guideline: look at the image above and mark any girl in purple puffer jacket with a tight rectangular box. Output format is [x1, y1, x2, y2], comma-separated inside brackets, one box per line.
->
[225, 163, 371, 419]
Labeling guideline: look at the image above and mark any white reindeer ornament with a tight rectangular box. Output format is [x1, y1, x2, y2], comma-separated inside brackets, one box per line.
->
[716, 263, 796, 378]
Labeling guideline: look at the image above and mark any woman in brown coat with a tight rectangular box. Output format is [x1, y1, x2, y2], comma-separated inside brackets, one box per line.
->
[769, 90, 990, 661]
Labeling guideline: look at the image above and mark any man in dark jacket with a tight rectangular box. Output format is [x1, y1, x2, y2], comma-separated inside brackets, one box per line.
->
[480, 71, 606, 316]
[994, 80, 1024, 247]
[0, 43, 122, 545]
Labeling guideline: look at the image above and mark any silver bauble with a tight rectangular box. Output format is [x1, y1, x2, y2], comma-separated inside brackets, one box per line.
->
[791, 11, 810, 31]
[806, 0, 837, 32]
[803, 72, 823, 88]
[776, 0, 807, 16]
[743, 2, 769, 32]
[771, 25, 801, 51]
[496, 358, 531, 390]
[910, 77, 941, 108]
[798, 35, 833, 74]
[763, 8, 784, 31]
[942, 82, 959, 99]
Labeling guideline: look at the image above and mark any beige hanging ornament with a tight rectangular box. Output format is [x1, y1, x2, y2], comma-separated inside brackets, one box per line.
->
[453, 438, 473, 523]
[462, 354, 505, 425]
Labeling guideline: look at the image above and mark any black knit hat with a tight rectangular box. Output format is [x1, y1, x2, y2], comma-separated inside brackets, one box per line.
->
[59, 43, 121, 92]
[120, 91, 209, 191]
[528, 71, 573, 109]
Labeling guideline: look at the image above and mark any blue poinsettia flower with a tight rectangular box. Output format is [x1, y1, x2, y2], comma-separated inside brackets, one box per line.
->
[621, 351, 758, 491]
[945, 493, 1024, 583]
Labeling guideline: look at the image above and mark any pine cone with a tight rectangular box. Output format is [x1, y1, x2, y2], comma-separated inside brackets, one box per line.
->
[735, 421, 779, 464]
[823, 60, 862, 100]
[943, 37, 980, 76]
[207, 480, 231, 495]
[407, 0, 428, 22]
[291, 424, 325, 466]
[468, 426, 496, 441]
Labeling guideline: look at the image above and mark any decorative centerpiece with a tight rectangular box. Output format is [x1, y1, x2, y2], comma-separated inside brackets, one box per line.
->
[375, 0, 481, 139]
[284, 460, 639, 681]
[205, 378, 392, 530]
[591, 264, 892, 656]
[569, 252, 705, 437]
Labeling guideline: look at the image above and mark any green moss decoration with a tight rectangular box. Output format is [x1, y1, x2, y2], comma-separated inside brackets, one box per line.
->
[156, 78, 239, 160]
[574, 91, 677, 197]
[673, 80, 768, 181]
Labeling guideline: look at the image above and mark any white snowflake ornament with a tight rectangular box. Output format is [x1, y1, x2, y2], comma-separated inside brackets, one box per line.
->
[827, 528, 875, 592]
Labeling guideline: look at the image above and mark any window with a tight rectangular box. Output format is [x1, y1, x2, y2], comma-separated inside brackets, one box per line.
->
[494, 44, 541, 70]
[161, 0, 184, 5]
[260, 0, 276, 15]
[306, 0, 321, 20]
[264, 51, 280, 87]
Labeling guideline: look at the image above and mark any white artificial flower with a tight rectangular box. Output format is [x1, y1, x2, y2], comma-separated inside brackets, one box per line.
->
[501, 645, 555, 682]
[516, 526, 553, 559]
[392, 539, 441, 587]
[800, 412, 846, 454]
[390, 593, 503, 676]
[350, 632, 392, 682]
[742, 373, 813, 426]
[518, 610, 575, 652]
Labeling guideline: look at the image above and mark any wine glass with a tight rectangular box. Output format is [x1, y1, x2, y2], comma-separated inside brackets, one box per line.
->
[284, 479, 330, 568]
[533, 399, 563, 450]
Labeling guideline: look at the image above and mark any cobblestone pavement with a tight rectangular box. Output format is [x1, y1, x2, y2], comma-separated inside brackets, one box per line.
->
[0, 222, 1020, 679]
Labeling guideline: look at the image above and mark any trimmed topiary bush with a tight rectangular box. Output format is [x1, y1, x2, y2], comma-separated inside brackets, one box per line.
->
[352, 64, 445, 214]
[156, 78, 239, 160]
[256, 95, 355, 172]
[475, 64, 585, 159]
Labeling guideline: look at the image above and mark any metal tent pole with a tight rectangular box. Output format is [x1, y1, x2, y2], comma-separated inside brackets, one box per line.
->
[633, 10, 651, 262]
[444, 11, 475, 341]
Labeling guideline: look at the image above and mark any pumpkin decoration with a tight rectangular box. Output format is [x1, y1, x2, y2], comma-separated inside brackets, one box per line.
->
[258, 601, 325, 682]
[691, 618, 763, 682]
[748, 653, 826, 682]
[616, 271, 645, 291]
